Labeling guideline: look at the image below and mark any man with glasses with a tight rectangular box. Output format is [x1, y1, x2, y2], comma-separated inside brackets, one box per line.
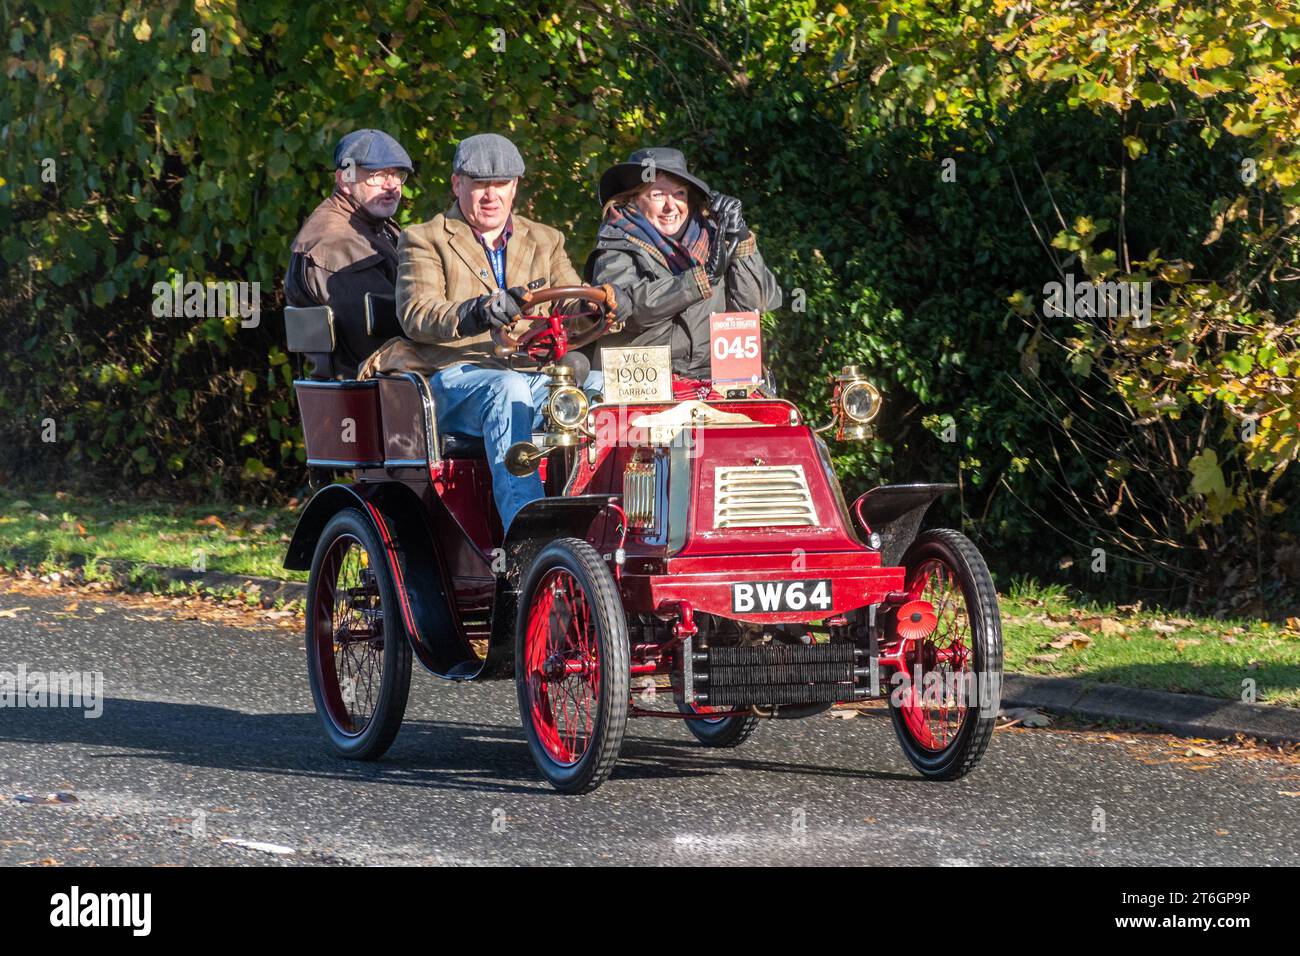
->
[285, 128, 413, 377]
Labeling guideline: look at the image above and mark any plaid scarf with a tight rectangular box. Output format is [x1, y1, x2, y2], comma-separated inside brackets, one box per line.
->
[604, 203, 713, 274]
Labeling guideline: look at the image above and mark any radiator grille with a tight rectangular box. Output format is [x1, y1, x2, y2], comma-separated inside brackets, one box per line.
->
[623, 459, 657, 529]
[713, 465, 817, 529]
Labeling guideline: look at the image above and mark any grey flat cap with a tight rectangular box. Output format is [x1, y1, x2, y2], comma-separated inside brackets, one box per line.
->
[453, 133, 525, 180]
[333, 129, 413, 171]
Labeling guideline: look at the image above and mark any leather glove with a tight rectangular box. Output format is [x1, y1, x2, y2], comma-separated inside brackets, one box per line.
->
[709, 191, 751, 242]
[599, 283, 619, 319]
[704, 229, 728, 286]
[457, 289, 522, 336]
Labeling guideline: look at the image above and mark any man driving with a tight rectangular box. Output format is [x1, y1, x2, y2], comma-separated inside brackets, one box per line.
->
[359, 133, 611, 531]
[285, 128, 413, 378]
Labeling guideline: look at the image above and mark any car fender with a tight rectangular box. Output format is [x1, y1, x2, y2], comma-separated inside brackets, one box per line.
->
[482, 494, 620, 676]
[851, 483, 957, 567]
[284, 483, 473, 679]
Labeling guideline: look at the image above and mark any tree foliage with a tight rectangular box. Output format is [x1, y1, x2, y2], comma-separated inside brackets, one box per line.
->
[2, 0, 1297, 609]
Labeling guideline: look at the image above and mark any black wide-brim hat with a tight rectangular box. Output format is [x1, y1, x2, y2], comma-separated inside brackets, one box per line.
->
[598, 147, 712, 206]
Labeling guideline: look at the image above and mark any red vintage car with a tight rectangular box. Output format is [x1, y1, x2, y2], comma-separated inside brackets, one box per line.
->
[283, 289, 1003, 793]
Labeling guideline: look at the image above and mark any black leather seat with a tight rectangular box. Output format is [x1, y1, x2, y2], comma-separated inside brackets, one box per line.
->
[440, 433, 486, 459]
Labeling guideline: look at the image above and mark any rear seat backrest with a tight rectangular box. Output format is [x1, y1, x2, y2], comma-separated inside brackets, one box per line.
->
[284, 305, 338, 380]
[364, 292, 404, 341]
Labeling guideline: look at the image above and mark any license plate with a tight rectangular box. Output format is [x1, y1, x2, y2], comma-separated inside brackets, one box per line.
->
[732, 579, 832, 613]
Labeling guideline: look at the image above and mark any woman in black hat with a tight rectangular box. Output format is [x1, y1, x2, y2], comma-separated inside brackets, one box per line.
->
[584, 147, 782, 398]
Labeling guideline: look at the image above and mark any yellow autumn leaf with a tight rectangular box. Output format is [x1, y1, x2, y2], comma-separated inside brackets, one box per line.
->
[1201, 46, 1233, 68]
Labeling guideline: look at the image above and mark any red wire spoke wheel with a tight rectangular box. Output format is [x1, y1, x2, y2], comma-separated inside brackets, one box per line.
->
[516, 538, 629, 794]
[887, 529, 1002, 780]
[305, 509, 411, 760]
[676, 700, 761, 748]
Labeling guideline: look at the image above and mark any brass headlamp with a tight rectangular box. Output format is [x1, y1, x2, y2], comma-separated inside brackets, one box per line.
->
[505, 364, 590, 476]
[816, 365, 881, 441]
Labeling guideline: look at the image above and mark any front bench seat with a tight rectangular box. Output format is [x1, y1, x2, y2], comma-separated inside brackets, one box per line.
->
[440, 433, 486, 459]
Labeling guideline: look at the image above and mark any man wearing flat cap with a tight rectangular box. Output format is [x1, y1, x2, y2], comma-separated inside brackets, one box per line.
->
[361, 133, 613, 532]
[285, 128, 413, 377]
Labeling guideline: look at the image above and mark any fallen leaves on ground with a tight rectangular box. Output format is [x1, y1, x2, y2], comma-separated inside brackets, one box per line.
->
[0, 573, 304, 633]
[1019, 722, 1300, 769]
[13, 792, 78, 806]
[1045, 631, 1092, 650]
[1025, 652, 1062, 664]
[998, 707, 1051, 728]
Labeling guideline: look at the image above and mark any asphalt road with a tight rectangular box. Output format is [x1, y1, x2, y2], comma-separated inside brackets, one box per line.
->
[1, 581, 1297, 866]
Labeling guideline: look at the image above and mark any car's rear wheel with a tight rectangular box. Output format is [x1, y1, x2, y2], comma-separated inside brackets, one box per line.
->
[887, 528, 1001, 780]
[516, 538, 629, 794]
[678, 702, 761, 747]
[305, 508, 411, 760]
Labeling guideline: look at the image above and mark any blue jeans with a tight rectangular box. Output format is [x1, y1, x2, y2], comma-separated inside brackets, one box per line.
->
[428, 363, 603, 531]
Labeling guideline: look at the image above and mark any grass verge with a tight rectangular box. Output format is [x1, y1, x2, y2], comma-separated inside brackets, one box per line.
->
[1000, 577, 1300, 707]
[0, 488, 306, 582]
[3, 490, 1297, 706]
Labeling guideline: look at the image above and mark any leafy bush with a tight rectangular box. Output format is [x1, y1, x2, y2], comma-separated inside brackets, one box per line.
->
[2, 0, 1297, 611]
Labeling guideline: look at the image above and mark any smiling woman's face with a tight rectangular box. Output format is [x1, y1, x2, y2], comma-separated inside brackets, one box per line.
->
[635, 173, 691, 235]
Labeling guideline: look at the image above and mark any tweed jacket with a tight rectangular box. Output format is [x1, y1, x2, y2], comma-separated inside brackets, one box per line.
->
[359, 203, 583, 377]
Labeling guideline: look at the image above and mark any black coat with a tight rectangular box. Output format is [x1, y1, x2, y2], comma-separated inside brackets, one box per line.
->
[584, 223, 783, 379]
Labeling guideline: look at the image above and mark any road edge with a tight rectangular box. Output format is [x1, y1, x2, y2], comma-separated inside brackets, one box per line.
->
[1002, 673, 1300, 745]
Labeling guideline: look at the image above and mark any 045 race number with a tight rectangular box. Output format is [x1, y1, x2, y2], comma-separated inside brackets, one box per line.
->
[732, 579, 832, 613]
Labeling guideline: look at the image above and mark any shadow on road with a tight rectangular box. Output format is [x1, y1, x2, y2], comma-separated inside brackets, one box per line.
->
[0, 697, 917, 793]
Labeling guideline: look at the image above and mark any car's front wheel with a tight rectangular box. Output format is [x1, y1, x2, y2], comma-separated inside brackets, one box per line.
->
[515, 537, 629, 794]
[887, 528, 1002, 780]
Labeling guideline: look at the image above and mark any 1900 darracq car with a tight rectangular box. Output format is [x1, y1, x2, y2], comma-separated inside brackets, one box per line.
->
[283, 288, 1002, 793]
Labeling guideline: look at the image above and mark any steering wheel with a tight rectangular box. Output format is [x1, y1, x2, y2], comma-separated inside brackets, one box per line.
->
[494, 285, 619, 367]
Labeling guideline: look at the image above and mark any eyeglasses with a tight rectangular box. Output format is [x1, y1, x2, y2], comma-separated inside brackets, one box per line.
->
[361, 168, 409, 186]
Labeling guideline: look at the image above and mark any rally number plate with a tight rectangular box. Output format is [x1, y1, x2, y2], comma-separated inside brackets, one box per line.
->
[732, 579, 833, 613]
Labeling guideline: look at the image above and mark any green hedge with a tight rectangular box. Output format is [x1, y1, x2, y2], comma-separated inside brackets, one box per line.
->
[3, 0, 1297, 605]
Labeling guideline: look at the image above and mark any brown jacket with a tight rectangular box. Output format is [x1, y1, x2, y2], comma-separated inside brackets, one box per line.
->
[359, 203, 583, 377]
[285, 191, 400, 378]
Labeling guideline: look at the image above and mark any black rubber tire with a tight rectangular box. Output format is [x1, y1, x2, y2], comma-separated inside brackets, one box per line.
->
[515, 537, 630, 794]
[678, 704, 761, 747]
[305, 508, 412, 761]
[888, 528, 1002, 781]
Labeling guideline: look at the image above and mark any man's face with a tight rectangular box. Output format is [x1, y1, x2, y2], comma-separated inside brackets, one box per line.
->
[452, 175, 517, 233]
[636, 173, 690, 236]
[336, 166, 405, 219]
